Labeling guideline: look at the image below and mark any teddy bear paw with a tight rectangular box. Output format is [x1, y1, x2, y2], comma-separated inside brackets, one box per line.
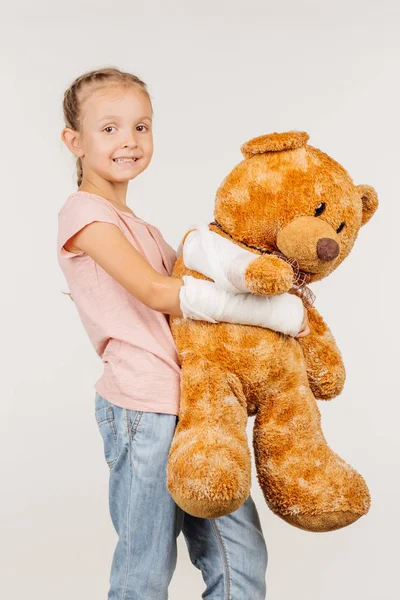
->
[244, 254, 294, 295]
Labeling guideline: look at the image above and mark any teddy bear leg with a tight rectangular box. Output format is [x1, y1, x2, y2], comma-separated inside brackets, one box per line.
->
[167, 355, 251, 518]
[253, 376, 370, 532]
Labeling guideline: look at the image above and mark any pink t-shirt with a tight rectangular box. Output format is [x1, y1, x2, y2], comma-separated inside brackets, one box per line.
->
[57, 191, 182, 415]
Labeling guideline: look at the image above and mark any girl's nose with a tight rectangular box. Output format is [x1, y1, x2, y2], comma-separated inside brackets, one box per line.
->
[123, 134, 139, 148]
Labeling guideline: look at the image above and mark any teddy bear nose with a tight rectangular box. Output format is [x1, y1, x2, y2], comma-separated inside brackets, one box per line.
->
[316, 238, 340, 261]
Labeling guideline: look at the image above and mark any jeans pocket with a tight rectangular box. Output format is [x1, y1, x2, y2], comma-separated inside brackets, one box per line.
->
[95, 396, 118, 469]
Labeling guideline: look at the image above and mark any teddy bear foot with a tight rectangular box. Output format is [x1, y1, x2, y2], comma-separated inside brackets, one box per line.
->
[264, 469, 371, 533]
[169, 480, 249, 519]
[256, 451, 371, 533]
[167, 429, 251, 518]
[258, 457, 371, 533]
[279, 509, 366, 533]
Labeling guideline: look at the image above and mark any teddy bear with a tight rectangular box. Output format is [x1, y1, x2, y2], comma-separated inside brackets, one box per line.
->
[166, 131, 378, 532]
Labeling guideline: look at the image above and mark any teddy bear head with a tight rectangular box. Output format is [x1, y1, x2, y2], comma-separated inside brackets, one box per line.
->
[213, 131, 378, 282]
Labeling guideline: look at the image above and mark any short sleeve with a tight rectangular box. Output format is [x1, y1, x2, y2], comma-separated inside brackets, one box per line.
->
[57, 195, 121, 258]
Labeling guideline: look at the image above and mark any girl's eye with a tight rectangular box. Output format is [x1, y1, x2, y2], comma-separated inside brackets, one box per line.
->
[336, 221, 346, 233]
[314, 202, 326, 217]
[103, 124, 148, 134]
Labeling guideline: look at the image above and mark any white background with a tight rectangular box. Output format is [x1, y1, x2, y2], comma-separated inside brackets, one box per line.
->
[2, 1, 399, 598]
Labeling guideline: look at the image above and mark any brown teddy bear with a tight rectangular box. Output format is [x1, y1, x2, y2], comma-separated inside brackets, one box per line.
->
[167, 131, 378, 532]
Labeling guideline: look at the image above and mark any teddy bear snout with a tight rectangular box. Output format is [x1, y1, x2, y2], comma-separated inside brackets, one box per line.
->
[316, 238, 340, 261]
[276, 216, 341, 273]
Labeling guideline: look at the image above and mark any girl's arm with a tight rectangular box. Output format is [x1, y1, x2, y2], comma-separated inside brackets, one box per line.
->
[64, 221, 184, 317]
[64, 221, 308, 336]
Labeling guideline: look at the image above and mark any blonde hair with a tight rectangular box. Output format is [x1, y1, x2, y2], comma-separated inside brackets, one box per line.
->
[62, 66, 152, 187]
[61, 67, 152, 302]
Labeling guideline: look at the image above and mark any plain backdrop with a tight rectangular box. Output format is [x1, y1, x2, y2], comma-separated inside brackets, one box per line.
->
[2, 1, 399, 598]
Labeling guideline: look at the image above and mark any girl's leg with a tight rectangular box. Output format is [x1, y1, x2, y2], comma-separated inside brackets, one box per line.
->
[182, 495, 268, 600]
[94, 393, 184, 600]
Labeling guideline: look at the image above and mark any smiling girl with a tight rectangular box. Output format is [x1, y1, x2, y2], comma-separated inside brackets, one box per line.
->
[57, 67, 308, 599]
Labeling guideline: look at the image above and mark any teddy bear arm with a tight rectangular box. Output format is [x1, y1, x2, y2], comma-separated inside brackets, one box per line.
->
[298, 306, 346, 400]
[183, 225, 294, 295]
[243, 254, 294, 295]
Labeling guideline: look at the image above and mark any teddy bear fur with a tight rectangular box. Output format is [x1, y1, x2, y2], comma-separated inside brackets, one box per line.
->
[167, 131, 378, 532]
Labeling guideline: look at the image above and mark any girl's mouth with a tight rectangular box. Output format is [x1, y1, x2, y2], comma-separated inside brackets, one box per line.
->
[113, 157, 139, 164]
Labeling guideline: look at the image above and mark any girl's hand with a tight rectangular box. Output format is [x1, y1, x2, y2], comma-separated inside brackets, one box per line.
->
[295, 306, 310, 338]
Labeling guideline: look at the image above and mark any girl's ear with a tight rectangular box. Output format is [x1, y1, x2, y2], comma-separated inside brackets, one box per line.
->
[61, 127, 84, 158]
[356, 184, 379, 226]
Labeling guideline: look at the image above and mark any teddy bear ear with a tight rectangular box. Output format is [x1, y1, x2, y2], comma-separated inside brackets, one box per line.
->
[356, 184, 379, 226]
[240, 131, 310, 158]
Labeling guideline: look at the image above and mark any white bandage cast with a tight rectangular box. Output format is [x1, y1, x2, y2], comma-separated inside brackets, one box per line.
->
[179, 275, 304, 337]
[183, 224, 258, 294]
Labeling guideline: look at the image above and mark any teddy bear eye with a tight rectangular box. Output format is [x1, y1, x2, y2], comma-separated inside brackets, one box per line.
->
[336, 221, 346, 233]
[314, 202, 326, 217]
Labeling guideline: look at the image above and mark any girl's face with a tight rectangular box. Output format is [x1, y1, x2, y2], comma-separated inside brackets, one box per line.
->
[78, 85, 153, 184]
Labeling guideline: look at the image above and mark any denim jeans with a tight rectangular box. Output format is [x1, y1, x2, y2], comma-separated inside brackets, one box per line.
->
[94, 392, 268, 599]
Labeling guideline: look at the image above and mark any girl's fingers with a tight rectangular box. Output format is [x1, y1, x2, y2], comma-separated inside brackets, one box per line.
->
[295, 325, 311, 338]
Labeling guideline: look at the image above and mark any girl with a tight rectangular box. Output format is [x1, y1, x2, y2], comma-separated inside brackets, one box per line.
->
[57, 67, 309, 600]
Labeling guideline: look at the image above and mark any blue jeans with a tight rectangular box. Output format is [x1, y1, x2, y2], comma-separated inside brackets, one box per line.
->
[94, 392, 268, 599]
